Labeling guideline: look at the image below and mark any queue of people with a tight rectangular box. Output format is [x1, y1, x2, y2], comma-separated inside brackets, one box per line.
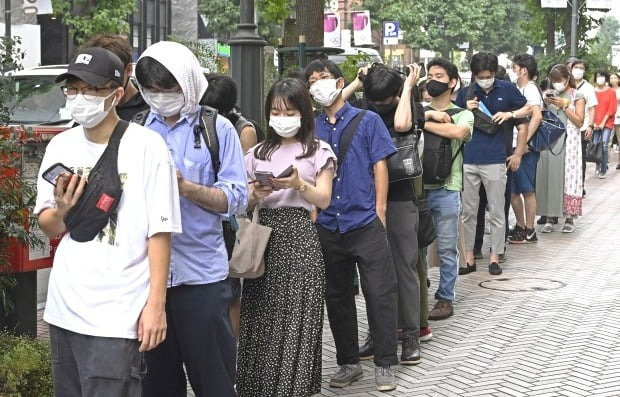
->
[33, 33, 617, 397]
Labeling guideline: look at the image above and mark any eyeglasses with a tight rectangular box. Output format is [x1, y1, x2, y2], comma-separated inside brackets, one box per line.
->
[60, 85, 115, 101]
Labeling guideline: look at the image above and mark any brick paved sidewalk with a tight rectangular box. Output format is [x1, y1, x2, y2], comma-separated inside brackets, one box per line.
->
[319, 157, 620, 396]
[37, 156, 620, 397]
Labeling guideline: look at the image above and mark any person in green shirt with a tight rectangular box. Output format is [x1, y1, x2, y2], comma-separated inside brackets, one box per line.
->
[422, 58, 473, 321]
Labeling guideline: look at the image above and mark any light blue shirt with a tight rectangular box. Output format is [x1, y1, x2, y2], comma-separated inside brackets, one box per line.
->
[145, 107, 248, 286]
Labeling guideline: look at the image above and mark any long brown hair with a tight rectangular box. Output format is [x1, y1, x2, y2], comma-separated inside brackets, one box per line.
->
[254, 78, 318, 160]
[549, 64, 576, 89]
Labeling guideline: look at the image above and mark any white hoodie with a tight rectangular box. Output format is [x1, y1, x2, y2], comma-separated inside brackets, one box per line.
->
[138, 41, 208, 117]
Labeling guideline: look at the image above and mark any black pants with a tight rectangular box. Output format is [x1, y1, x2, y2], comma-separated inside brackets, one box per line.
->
[581, 130, 587, 187]
[142, 281, 236, 397]
[474, 172, 512, 253]
[318, 218, 398, 367]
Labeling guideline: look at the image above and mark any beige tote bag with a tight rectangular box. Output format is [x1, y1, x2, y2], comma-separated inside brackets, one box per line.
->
[229, 207, 272, 279]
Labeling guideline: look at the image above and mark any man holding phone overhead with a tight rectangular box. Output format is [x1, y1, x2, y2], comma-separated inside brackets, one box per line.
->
[34, 47, 181, 397]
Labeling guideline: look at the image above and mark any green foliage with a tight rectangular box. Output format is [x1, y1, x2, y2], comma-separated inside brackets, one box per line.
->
[338, 53, 372, 83]
[0, 332, 53, 396]
[166, 35, 223, 73]
[51, 0, 136, 44]
[198, 0, 240, 35]
[586, 16, 620, 72]
[0, 37, 25, 126]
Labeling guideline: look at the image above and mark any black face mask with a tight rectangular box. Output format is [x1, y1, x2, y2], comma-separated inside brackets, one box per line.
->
[426, 80, 450, 97]
[371, 101, 397, 116]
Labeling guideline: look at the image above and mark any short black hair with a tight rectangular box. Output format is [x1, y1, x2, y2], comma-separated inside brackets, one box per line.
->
[595, 68, 610, 83]
[496, 65, 509, 81]
[304, 58, 343, 82]
[427, 57, 459, 81]
[363, 65, 403, 101]
[513, 54, 538, 80]
[135, 57, 178, 89]
[471, 52, 498, 75]
[203, 74, 238, 114]
[571, 59, 587, 70]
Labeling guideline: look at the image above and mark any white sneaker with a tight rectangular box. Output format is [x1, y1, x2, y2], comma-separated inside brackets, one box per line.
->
[541, 222, 553, 233]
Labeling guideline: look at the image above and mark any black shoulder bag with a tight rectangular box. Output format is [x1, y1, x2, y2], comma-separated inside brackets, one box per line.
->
[64, 120, 129, 242]
[386, 101, 423, 182]
[466, 83, 500, 135]
[336, 110, 367, 168]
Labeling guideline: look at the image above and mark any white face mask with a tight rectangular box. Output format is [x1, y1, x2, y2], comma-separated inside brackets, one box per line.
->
[476, 78, 494, 90]
[596, 76, 606, 86]
[309, 78, 341, 107]
[572, 68, 584, 80]
[509, 70, 519, 84]
[269, 116, 301, 138]
[552, 81, 567, 92]
[66, 91, 116, 128]
[143, 91, 185, 117]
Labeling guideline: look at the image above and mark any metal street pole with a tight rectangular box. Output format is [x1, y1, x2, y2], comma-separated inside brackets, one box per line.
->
[570, 0, 578, 58]
[229, 0, 266, 126]
[4, 0, 11, 38]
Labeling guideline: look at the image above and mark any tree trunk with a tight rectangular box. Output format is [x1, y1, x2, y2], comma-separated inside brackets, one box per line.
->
[545, 11, 556, 56]
[296, 0, 324, 47]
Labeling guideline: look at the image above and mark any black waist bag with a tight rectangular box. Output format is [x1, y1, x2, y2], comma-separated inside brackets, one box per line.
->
[422, 107, 465, 185]
[64, 120, 128, 242]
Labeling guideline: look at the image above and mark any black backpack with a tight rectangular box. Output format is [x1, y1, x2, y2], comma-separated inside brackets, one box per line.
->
[422, 107, 466, 185]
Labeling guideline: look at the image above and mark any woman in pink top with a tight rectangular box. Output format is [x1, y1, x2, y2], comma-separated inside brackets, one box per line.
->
[593, 69, 617, 178]
[610, 72, 620, 167]
[237, 78, 336, 397]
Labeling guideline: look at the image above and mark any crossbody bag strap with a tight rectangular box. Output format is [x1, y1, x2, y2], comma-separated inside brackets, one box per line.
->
[90, 120, 129, 173]
[337, 110, 367, 168]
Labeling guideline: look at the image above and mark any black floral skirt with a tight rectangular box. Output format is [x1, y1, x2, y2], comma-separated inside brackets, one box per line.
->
[236, 207, 325, 397]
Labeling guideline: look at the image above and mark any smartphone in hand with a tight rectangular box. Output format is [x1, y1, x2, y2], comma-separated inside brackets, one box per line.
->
[276, 165, 294, 178]
[254, 171, 275, 186]
[42, 163, 74, 186]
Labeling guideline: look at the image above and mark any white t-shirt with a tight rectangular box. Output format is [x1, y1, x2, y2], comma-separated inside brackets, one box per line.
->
[576, 80, 598, 132]
[34, 122, 182, 339]
[513, 81, 543, 148]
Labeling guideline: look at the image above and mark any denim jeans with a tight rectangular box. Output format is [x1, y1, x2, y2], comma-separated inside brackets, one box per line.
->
[425, 188, 461, 303]
[593, 128, 612, 173]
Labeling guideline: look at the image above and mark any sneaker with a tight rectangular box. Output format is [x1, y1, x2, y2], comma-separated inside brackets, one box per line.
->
[536, 216, 547, 225]
[541, 222, 553, 233]
[458, 262, 476, 275]
[375, 365, 397, 392]
[473, 250, 483, 260]
[508, 225, 526, 244]
[524, 228, 538, 243]
[359, 334, 374, 360]
[562, 219, 575, 233]
[599, 171, 607, 179]
[419, 326, 433, 342]
[400, 336, 421, 365]
[428, 299, 453, 320]
[489, 262, 503, 275]
[329, 364, 363, 388]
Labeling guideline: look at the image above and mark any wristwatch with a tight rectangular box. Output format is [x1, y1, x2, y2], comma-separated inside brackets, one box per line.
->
[295, 181, 307, 192]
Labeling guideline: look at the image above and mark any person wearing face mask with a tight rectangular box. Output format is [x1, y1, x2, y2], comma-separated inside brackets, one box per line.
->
[539, 64, 586, 234]
[304, 58, 399, 392]
[455, 52, 530, 276]
[236, 78, 335, 397]
[81, 34, 150, 121]
[567, 59, 598, 197]
[134, 41, 247, 397]
[35, 47, 181, 396]
[341, 63, 426, 366]
[592, 69, 616, 179]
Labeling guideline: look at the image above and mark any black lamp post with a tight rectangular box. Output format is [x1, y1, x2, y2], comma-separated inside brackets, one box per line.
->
[4, 0, 11, 38]
[229, 0, 266, 125]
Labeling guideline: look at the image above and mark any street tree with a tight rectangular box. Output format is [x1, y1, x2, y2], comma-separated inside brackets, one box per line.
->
[51, 0, 136, 44]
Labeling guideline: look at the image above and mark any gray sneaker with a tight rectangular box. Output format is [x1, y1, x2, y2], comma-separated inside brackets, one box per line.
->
[375, 365, 397, 391]
[329, 364, 363, 388]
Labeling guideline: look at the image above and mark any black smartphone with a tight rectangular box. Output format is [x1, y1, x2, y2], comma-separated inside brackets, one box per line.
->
[42, 162, 74, 186]
[418, 62, 426, 78]
[276, 165, 294, 178]
[254, 171, 274, 186]
[545, 92, 555, 98]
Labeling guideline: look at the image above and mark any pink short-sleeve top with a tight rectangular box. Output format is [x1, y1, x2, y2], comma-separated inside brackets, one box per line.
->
[244, 140, 337, 211]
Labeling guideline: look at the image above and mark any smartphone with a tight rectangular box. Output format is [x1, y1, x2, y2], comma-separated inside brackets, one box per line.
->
[42, 162, 74, 186]
[545, 92, 555, 98]
[254, 171, 274, 186]
[417, 62, 426, 78]
[276, 165, 294, 178]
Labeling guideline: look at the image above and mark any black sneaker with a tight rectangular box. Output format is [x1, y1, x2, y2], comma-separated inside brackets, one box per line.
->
[489, 262, 503, 275]
[524, 228, 538, 243]
[508, 225, 524, 239]
[508, 225, 526, 244]
[400, 336, 421, 365]
[536, 216, 547, 225]
[458, 262, 477, 275]
[359, 334, 374, 360]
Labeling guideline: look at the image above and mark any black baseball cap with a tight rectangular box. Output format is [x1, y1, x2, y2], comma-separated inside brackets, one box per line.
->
[55, 47, 124, 86]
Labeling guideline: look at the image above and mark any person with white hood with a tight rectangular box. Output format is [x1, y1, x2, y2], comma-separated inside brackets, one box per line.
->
[135, 41, 247, 397]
